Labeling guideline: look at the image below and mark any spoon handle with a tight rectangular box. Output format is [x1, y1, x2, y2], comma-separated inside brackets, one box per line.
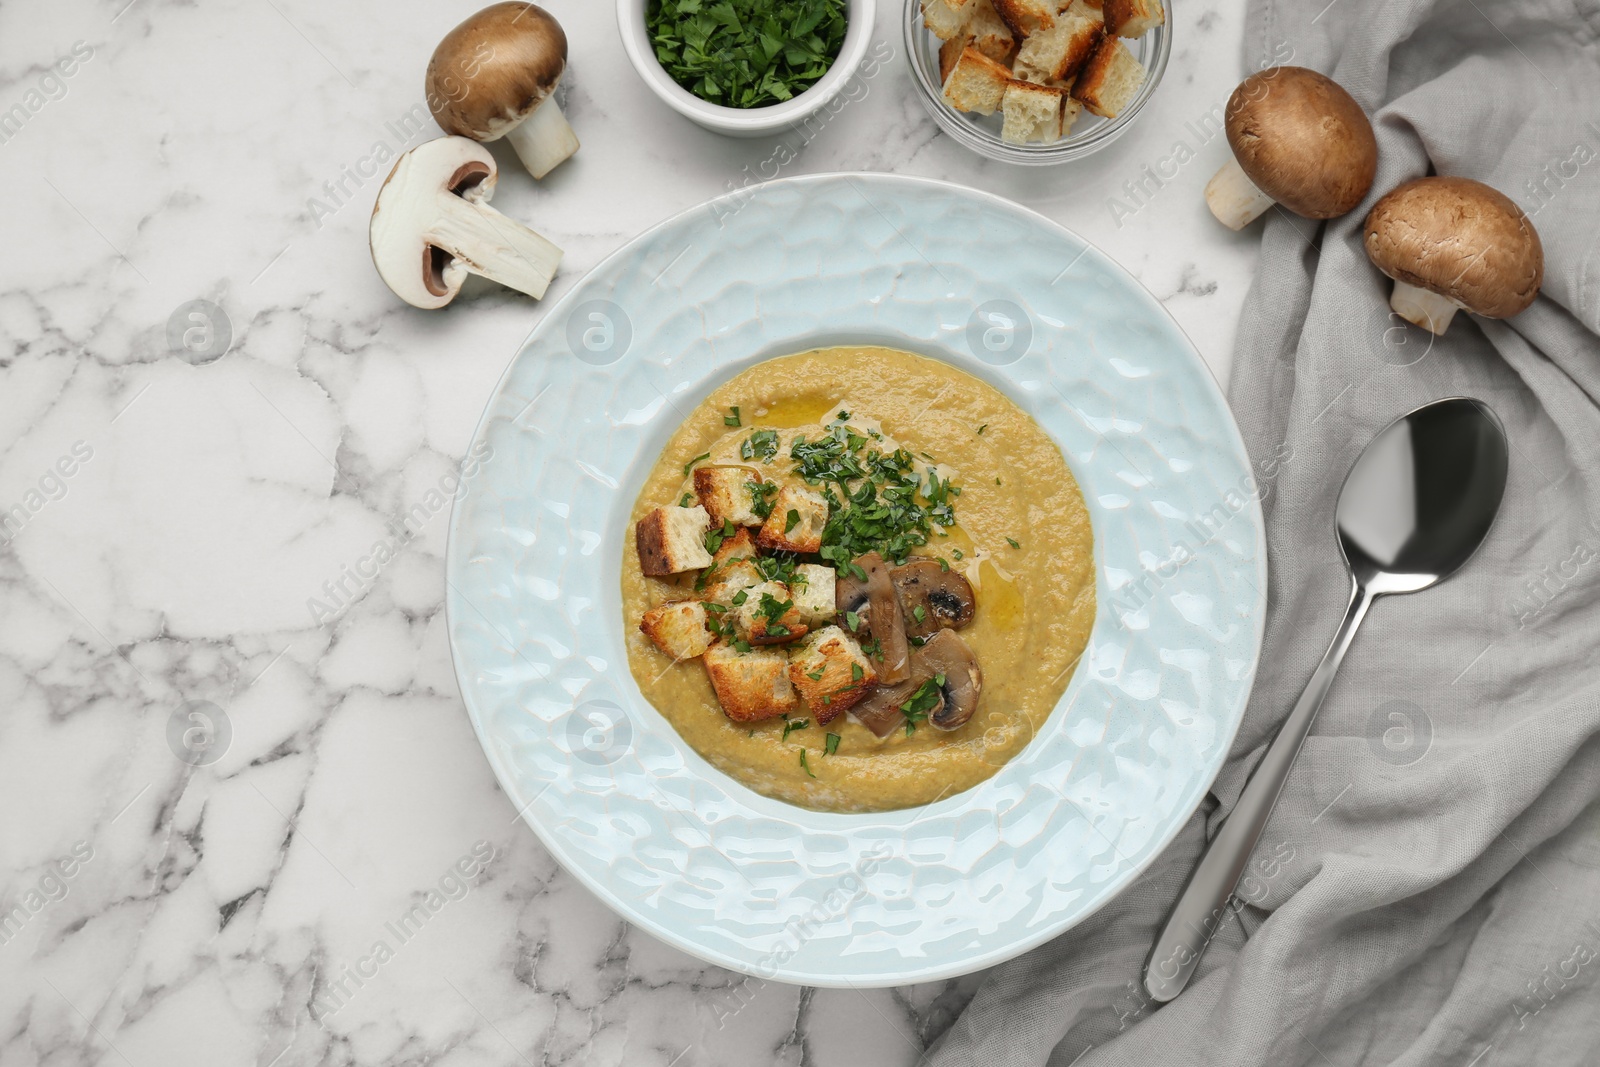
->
[1143, 579, 1376, 1003]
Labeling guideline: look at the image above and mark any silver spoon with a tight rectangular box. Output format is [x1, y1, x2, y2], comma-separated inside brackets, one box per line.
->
[1143, 397, 1509, 1003]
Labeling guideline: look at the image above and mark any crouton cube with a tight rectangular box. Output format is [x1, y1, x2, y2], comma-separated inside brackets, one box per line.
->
[1072, 35, 1146, 117]
[791, 564, 837, 625]
[787, 626, 877, 724]
[922, 0, 975, 40]
[1002, 81, 1069, 144]
[731, 581, 808, 645]
[700, 559, 761, 604]
[1014, 0, 1104, 83]
[967, 0, 1016, 58]
[636, 504, 713, 576]
[693, 466, 765, 527]
[704, 643, 798, 722]
[640, 601, 713, 661]
[939, 33, 969, 84]
[993, 0, 1055, 34]
[1104, 0, 1163, 36]
[711, 526, 759, 567]
[942, 47, 1013, 115]
[757, 485, 828, 554]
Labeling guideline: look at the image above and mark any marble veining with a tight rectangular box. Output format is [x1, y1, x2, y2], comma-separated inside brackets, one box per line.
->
[0, 0, 1257, 1063]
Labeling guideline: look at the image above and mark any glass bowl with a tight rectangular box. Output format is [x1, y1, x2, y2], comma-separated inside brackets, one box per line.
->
[903, 0, 1172, 164]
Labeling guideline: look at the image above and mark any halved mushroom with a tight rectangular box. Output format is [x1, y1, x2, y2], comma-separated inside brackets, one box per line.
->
[834, 551, 910, 685]
[849, 630, 983, 736]
[369, 137, 562, 309]
[427, 3, 579, 180]
[918, 630, 983, 731]
[1204, 66, 1377, 230]
[1363, 176, 1544, 334]
[891, 560, 976, 639]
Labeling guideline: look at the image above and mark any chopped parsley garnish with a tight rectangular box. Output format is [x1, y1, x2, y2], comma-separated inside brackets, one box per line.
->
[844, 610, 863, 632]
[851, 661, 864, 681]
[784, 508, 801, 534]
[900, 675, 946, 722]
[755, 592, 794, 635]
[784, 423, 961, 565]
[683, 452, 710, 476]
[1006, 537, 1021, 549]
[724, 406, 742, 427]
[825, 733, 840, 755]
[705, 518, 736, 554]
[937, 557, 950, 572]
[740, 429, 780, 462]
[807, 668, 825, 681]
[912, 605, 926, 624]
[782, 718, 809, 742]
[732, 638, 753, 653]
[645, 0, 849, 110]
[748, 479, 779, 519]
[952, 549, 964, 561]
[977, 424, 987, 435]
[755, 553, 800, 585]
[800, 748, 817, 778]
[678, 492, 695, 507]
[731, 589, 749, 606]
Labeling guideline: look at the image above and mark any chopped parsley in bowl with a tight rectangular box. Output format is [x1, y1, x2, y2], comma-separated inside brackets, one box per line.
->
[645, 0, 849, 108]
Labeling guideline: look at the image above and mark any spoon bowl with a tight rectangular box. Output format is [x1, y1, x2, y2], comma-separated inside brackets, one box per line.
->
[1338, 398, 1509, 593]
[1144, 397, 1509, 1002]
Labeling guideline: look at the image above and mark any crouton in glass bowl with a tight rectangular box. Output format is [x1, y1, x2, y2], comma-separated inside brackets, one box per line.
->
[904, 0, 1171, 164]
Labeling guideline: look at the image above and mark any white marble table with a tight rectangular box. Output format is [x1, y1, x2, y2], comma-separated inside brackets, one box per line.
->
[0, 1, 1259, 1063]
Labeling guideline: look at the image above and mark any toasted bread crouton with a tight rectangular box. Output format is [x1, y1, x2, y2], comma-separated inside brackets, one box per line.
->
[1072, 36, 1145, 117]
[967, 0, 1016, 59]
[711, 526, 759, 567]
[700, 559, 761, 604]
[922, 0, 975, 39]
[787, 626, 877, 724]
[693, 466, 765, 527]
[704, 643, 798, 722]
[1015, 0, 1104, 82]
[993, 0, 1054, 34]
[757, 485, 828, 554]
[939, 33, 969, 83]
[791, 564, 837, 624]
[640, 601, 713, 661]
[942, 47, 1013, 115]
[731, 581, 808, 645]
[1104, 0, 1163, 36]
[636, 504, 713, 576]
[1002, 81, 1069, 144]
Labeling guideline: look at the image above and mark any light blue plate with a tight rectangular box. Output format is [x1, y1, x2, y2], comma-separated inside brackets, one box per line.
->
[446, 173, 1267, 987]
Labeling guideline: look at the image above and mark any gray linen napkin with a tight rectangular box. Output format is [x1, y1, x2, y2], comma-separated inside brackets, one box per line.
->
[928, 0, 1600, 1062]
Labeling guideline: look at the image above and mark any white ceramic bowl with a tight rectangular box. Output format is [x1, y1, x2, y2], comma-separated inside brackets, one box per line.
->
[617, 0, 878, 137]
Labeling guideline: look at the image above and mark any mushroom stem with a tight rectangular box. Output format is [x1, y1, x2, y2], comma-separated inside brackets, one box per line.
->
[1204, 156, 1275, 230]
[1389, 280, 1460, 335]
[430, 188, 563, 299]
[505, 99, 580, 180]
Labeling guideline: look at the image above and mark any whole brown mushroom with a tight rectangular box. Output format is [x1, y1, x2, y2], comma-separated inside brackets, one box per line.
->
[1363, 176, 1544, 335]
[427, 3, 579, 180]
[1205, 66, 1377, 230]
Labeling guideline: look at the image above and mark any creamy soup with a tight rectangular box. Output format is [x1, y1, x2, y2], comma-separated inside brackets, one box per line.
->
[621, 346, 1094, 812]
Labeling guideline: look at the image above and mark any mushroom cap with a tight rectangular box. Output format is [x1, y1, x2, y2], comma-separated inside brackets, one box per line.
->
[917, 630, 982, 731]
[369, 136, 498, 310]
[835, 551, 911, 685]
[427, 2, 568, 142]
[1224, 66, 1377, 219]
[1363, 176, 1544, 319]
[890, 560, 976, 638]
